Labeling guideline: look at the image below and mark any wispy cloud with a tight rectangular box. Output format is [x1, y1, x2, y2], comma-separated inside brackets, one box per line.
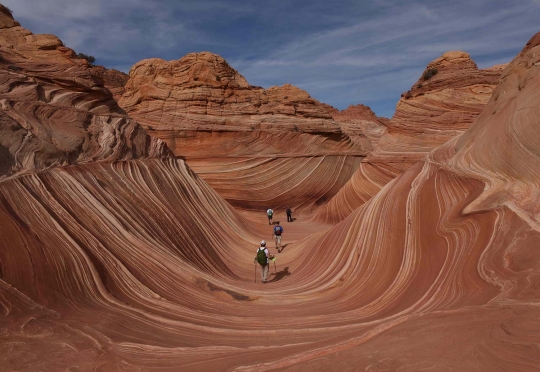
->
[3, 0, 539, 117]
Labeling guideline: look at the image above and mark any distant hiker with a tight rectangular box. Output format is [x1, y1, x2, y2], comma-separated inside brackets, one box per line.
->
[273, 222, 284, 252]
[254, 240, 274, 283]
[267, 208, 274, 225]
[286, 208, 293, 222]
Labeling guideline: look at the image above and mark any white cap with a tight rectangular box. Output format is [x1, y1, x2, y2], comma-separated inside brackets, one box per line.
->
[260, 240, 266, 246]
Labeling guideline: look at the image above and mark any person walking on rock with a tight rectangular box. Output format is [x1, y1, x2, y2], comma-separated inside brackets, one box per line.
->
[267, 208, 274, 225]
[273, 222, 284, 252]
[254, 240, 274, 283]
[286, 207, 293, 222]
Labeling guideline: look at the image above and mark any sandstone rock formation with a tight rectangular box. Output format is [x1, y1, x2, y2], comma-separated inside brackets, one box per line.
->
[314, 50, 505, 223]
[2, 6, 540, 371]
[119, 52, 371, 156]
[0, 5, 168, 179]
[325, 103, 390, 147]
[90, 65, 129, 101]
[119, 52, 373, 212]
[2, 31, 540, 370]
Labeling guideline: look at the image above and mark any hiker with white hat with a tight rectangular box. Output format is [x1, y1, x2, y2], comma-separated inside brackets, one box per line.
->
[254, 240, 274, 283]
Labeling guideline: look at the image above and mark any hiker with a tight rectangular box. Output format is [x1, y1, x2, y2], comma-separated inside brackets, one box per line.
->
[273, 222, 284, 252]
[254, 240, 274, 283]
[267, 208, 273, 225]
[286, 207, 293, 222]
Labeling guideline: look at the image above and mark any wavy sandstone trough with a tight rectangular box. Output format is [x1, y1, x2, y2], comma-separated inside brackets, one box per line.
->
[313, 50, 505, 224]
[1, 5, 540, 371]
[118, 52, 373, 213]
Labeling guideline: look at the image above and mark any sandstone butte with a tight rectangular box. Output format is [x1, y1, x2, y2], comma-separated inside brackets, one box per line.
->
[118, 52, 382, 213]
[313, 50, 506, 224]
[2, 3, 540, 371]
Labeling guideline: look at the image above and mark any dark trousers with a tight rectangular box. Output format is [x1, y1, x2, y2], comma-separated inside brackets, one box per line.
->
[287, 214, 292, 222]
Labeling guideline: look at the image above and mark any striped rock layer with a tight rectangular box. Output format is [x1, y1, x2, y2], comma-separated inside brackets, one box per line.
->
[2, 32, 540, 369]
[324, 103, 390, 148]
[1, 6, 540, 370]
[0, 6, 168, 180]
[313, 50, 505, 224]
[118, 52, 373, 213]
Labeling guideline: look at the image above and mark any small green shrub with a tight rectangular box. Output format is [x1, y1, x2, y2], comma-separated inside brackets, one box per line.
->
[75, 53, 96, 65]
[422, 68, 438, 81]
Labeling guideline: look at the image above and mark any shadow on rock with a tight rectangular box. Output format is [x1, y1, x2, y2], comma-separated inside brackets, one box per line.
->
[269, 266, 291, 283]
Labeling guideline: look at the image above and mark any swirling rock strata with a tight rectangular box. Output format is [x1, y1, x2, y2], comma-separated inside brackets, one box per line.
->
[314, 51, 504, 223]
[119, 52, 373, 211]
[118, 51, 372, 157]
[187, 155, 363, 212]
[324, 103, 390, 147]
[2, 7, 540, 370]
[0, 5, 169, 179]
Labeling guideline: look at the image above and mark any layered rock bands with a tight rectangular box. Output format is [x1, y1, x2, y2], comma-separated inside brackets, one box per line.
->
[313, 50, 505, 223]
[118, 52, 381, 213]
[0, 6, 168, 180]
[1, 5, 540, 371]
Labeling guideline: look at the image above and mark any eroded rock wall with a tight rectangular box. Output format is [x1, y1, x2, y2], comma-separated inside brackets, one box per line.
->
[0, 5, 169, 179]
[314, 51, 505, 223]
[119, 52, 373, 212]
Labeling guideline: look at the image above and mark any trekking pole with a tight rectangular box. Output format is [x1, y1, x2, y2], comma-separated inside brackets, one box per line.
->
[254, 263, 257, 283]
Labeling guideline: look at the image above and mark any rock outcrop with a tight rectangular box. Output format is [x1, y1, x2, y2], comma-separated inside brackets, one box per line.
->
[314, 51, 505, 223]
[119, 52, 373, 212]
[119, 52, 371, 156]
[324, 103, 389, 149]
[90, 65, 129, 101]
[0, 5, 169, 179]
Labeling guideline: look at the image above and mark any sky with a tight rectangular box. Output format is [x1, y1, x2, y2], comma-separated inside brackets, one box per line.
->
[3, 0, 539, 118]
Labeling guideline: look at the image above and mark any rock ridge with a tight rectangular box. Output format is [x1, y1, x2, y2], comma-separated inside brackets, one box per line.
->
[0, 4, 170, 179]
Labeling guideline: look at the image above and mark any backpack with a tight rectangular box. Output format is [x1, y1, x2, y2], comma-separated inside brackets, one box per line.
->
[274, 226, 283, 236]
[256, 248, 267, 265]
[267, 209, 273, 217]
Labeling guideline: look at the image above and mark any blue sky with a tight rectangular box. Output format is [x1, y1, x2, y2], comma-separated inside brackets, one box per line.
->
[4, 0, 539, 117]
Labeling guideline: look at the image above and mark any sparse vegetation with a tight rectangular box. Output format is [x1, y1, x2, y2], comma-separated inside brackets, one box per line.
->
[422, 68, 438, 81]
[4, 6, 12, 14]
[75, 53, 96, 65]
